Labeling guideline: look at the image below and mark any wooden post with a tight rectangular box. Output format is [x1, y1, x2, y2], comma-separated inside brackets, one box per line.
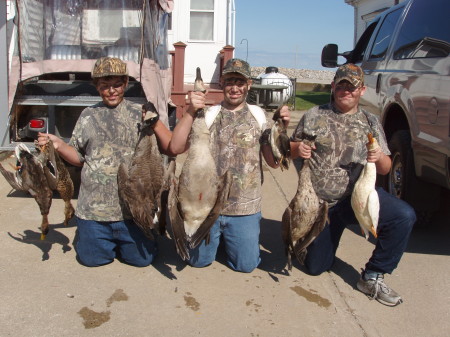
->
[170, 42, 188, 120]
[219, 45, 235, 81]
[172, 41, 187, 92]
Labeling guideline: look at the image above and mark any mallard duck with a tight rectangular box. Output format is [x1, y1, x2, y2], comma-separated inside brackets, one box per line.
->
[168, 67, 232, 260]
[282, 134, 328, 270]
[269, 106, 291, 171]
[0, 141, 74, 239]
[351, 133, 379, 239]
[117, 101, 166, 240]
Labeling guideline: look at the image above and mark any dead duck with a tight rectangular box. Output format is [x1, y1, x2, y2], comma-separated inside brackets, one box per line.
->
[282, 134, 328, 270]
[351, 133, 379, 239]
[269, 106, 291, 170]
[117, 101, 166, 240]
[168, 67, 232, 260]
[0, 141, 75, 239]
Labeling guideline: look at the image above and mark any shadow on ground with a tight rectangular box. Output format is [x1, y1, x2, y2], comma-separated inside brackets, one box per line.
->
[8, 217, 75, 261]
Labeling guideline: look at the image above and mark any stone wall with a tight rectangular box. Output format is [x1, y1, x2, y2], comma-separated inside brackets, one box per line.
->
[251, 67, 334, 82]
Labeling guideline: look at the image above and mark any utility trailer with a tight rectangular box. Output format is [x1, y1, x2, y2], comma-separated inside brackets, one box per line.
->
[1, 0, 173, 154]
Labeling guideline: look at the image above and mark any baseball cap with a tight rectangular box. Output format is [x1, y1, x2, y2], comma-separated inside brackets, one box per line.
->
[222, 58, 251, 79]
[333, 63, 364, 87]
[92, 57, 128, 78]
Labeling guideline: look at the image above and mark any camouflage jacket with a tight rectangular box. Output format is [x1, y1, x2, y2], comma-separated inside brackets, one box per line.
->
[208, 104, 273, 215]
[70, 99, 142, 221]
[291, 103, 390, 206]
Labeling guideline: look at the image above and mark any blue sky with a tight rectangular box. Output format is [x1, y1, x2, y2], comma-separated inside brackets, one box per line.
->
[234, 0, 355, 70]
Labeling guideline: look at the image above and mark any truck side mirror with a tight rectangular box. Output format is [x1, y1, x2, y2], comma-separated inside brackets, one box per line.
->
[321, 44, 338, 68]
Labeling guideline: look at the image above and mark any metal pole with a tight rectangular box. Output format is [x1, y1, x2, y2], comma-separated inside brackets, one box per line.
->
[240, 38, 248, 62]
[0, 1, 9, 147]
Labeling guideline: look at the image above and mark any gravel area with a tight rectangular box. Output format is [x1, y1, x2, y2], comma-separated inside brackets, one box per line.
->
[251, 67, 334, 81]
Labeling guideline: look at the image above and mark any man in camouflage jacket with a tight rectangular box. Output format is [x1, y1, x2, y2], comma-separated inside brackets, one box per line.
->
[169, 58, 290, 272]
[38, 57, 172, 267]
[290, 64, 416, 306]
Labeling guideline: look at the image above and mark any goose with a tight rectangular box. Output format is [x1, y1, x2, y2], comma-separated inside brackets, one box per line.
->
[0, 141, 74, 239]
[282, 134, 328, 270]
[168, 67, 231, 260]
[351, 133, 379, 239]
[117, 101, 166, 240]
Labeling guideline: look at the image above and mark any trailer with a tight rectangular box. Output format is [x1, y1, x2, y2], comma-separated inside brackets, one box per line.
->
[1, 0, 173, 152]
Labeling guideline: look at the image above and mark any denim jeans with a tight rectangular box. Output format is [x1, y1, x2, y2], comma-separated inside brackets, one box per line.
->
[75, 217, 157, 267]
[188, 212, 262, 273]
[304, 187, 416, 275]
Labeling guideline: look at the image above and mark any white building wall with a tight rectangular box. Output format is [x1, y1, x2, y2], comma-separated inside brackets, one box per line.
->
[168, 0, 231, 84]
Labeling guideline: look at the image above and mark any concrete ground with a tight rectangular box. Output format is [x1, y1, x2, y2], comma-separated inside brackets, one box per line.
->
[0, 110, 449, 337]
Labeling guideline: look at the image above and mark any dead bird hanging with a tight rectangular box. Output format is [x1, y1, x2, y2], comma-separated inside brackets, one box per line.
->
[351, 133, 380, 240]
[282, 134, 328, 270]
[168, 67, 232, 261]
[269, 105, 291, 170]
[117, 101, 168, 240]
[0, 141, 75, 239]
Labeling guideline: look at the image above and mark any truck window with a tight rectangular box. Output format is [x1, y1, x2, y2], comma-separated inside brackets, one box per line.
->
[393, 0, 450, 59]
[351, 21, 378, 63]
[368, 8, 402, 60]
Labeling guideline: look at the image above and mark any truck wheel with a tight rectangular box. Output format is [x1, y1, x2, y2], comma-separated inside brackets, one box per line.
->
[387, 130, 440, 225]
[387, 130, 412, 199]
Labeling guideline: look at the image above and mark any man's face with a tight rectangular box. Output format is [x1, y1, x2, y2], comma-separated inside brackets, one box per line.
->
[95, 76, 128, 107]
[331, 80, 366, 113]
[221, 73, 252, 110]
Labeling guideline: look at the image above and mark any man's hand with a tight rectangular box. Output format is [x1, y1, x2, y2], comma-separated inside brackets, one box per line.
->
[297, 141, 316, 159]
[37, 132, 64, 150]
[186, 91, 206, 117]
[142, 101, 159, 127]
[367, 146, 382, 163]
[278, 105, 291, 128]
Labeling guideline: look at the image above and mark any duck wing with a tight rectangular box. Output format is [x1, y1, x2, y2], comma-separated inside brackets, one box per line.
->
[168, 173, 190, 260]
[188, 170, 232, 249]
[157, 158, 176, 236]
[281, 205, 294, 270]
[292, 200, 328, 264]
[0, 163, 24, 191]
[37, 140, 59, 190]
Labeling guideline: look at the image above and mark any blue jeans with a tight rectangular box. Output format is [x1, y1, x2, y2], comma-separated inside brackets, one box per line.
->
[75, 217, 157, 267]
[304, 187, 416, 276]
[188, 212, 262, 273]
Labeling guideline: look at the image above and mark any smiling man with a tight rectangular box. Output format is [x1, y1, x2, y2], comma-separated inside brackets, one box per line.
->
[37, 57, 172, 267]
[169, 58, 290, 272]
[289, 63, 416, 306]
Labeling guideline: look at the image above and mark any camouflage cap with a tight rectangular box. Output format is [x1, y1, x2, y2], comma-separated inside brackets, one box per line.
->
[333, 63, 364, 87]
[222, 58, 251, 78]
[92, 57, 128, 78]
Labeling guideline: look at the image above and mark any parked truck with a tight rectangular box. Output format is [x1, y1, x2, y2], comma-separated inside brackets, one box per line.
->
[321, 0, 450, 223]
[1, 0, 173, 152]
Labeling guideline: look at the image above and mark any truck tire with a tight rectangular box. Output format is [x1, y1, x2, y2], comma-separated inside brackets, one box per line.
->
[387, 130, 440, 225]
[387, 130, 413, 200]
